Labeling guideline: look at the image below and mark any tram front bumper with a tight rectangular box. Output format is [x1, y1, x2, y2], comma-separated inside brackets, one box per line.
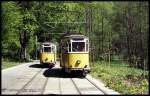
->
[68, 68, 91, 73]
[42, 61, 56, 66]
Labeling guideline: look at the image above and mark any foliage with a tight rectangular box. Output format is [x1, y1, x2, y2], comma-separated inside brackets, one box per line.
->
[90, 61, 149, 94]
[2, 59, 20, 69]
[2, 1, 22, 59]
[111, 2, 149, 68]
[32, 2, 69, 43]
[2, 1, 148, 64]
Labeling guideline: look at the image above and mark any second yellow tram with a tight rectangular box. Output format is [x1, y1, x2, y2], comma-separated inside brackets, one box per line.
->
[40, 42, 56, 68]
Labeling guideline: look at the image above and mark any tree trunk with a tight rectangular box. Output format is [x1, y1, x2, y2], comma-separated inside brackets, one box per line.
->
[108, 29, 112, 66]
[101, 14, 104, 53]
[125, 8, 132, 66]
[20, 46, 27, 61]
[138, 25, 144, 69]
[19, 29, 28, 61]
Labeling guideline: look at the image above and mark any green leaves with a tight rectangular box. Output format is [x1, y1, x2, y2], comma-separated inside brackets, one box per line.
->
[2, 1, 22, 58]
[90, 61, 149, 94]
[2, 1, 148, 66]
[111, 2, 148, 68]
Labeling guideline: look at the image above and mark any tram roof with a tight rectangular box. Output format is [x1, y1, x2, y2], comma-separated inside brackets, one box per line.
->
[63, 34, 88, 39]
[41, 42, 56, 46]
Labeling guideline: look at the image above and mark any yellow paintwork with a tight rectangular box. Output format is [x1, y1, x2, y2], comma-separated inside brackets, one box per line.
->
[61, 53, 89, 68]
[40, 53, 55, 64]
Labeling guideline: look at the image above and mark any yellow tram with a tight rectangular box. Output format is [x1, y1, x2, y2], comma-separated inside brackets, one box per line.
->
[60, 34, 90, 76]
[40, 42, 56, 68]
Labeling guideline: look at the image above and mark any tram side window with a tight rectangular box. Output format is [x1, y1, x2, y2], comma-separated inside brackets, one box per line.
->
[69, 43, 71, 52]
[44, 47, 51, 52]
[62, 43, 68, 53]
[72, 42, 85, 52]
[86, 40, 89, 52]
[51, 46, 55, 53]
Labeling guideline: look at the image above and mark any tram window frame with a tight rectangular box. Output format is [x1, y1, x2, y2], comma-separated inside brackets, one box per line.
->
[71, 42, 85, 52]
[61, 41, 68, 53]
[51, 46, 55, 53]
[86, 40, 89, 52]
[43, 46, 51, 53]
[68, 42, 71, 52]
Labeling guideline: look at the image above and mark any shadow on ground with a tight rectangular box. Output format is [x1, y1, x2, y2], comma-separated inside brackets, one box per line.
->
[29, 64, 50, 69]
[29, 64, 85, 78]
[43, 68, 85, 78]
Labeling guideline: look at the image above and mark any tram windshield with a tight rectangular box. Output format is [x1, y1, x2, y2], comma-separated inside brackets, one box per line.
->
[44, 47, 51, 52]
[72, 42, 85, 52]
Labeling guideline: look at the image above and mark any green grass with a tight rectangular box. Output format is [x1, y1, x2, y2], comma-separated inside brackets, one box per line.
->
[2, 58, 33, 69]
[2, 60, 21, 69]
[90, 61, 149, 95]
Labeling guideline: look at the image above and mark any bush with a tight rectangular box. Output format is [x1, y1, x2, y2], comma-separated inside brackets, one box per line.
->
[90, 61, 149, 95]
[2, 42, 20, 61]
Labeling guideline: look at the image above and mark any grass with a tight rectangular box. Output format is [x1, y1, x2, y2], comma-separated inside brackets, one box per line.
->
[1, 58, 34, 69]
[90, 61, 149, 95]
[2, 60, 21, 69]
[1, 58, 27, 69]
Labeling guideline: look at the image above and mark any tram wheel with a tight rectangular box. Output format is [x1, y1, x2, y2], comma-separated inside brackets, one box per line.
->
[82, 71, 87, 77]
[61, 67, 65, 72]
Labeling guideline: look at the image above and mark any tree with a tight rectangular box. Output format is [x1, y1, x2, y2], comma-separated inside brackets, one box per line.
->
[32, 2, 69, 43]
[18, 1, 38, 61]
[112, 2, 149, 69]
[2, 1, 22, 60]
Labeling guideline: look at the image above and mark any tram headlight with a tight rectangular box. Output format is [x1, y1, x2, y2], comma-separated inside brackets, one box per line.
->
[84, 65, 87, 68]
[76, 60, 81, 64]
[45, 58, 48, 61]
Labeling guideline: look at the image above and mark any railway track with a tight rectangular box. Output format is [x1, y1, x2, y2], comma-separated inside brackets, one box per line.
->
[16, 69, 46, 94]
[59, 78, 62, 94]
[71, 78, 82, 95]
[41, 76, 49, 94]
[70, 77, 105, 95]
[2, 61, 119, 95]
[85, 75, 120, 95]
[7, 69, 118, 95]
[85, 76, 107, 94]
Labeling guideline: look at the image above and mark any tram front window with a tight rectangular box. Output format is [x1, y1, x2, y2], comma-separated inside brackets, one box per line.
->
[72, 42, 85, 52]
[44, 47, 51, 52]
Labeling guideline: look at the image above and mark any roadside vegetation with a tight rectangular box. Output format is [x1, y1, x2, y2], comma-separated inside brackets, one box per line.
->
[90, 61, 149, 95]
[1, 58, 31, 69]
[2, 59, 20, 69]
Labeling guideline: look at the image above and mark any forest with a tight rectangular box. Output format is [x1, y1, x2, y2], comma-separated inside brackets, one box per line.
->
[2, 1, 148, 69]
[1, 1, 149, 94]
